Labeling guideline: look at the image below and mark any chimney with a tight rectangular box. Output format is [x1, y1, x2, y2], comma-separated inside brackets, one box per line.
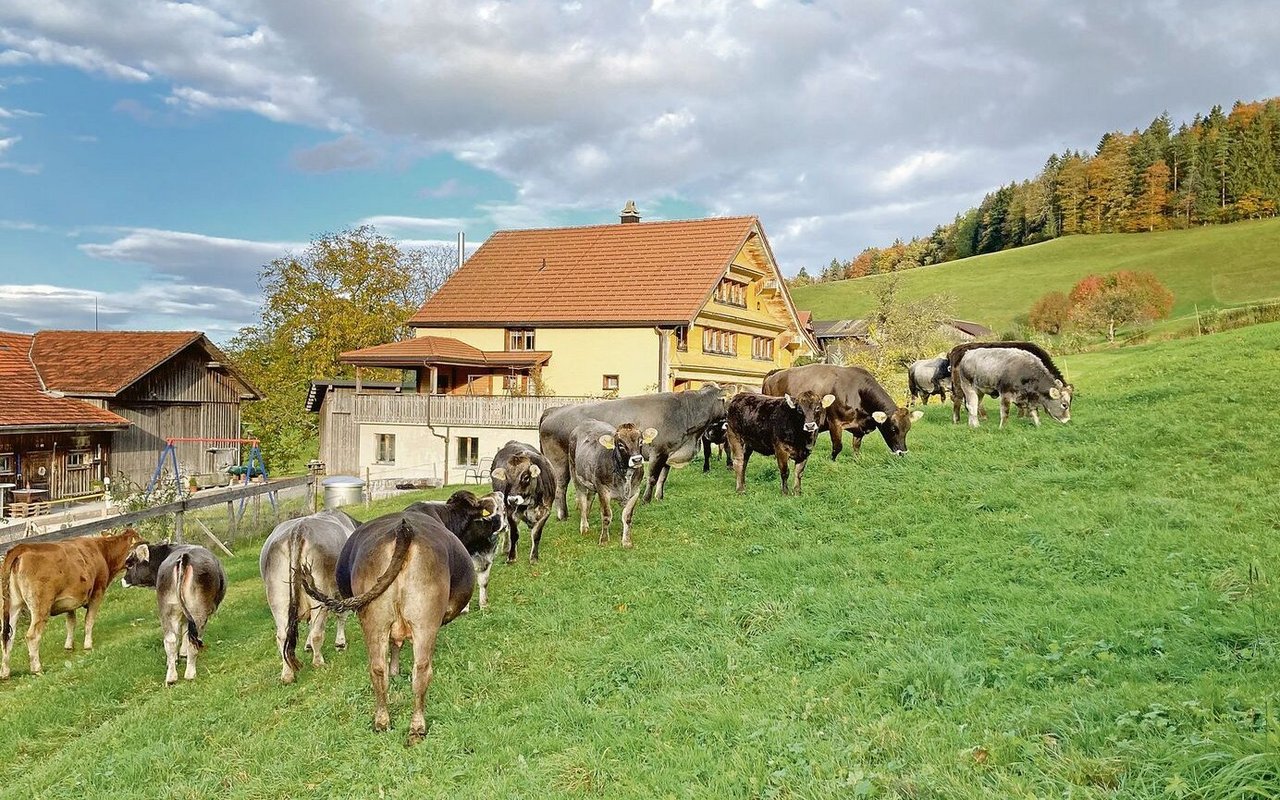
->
[619, 200, 641, 224]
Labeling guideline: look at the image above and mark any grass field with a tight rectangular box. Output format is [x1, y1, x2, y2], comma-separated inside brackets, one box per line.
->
[2, 323, 1279, 798]
[790, 218, 1280, 333]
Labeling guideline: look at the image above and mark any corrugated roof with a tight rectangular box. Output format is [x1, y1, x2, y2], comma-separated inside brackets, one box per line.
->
[409, 216, 759, 326]
[0, 332, 132, 430]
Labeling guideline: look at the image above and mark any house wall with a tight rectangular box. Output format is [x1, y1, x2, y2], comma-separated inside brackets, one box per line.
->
[355, 421, 540, 487]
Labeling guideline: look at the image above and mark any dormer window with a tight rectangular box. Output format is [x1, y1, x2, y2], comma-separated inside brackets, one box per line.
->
[506, 328, 535, 351]
[714, 279, 747, 308]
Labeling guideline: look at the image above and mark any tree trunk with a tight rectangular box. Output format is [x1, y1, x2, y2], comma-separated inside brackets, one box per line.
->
[1108, 318, 1116, 342]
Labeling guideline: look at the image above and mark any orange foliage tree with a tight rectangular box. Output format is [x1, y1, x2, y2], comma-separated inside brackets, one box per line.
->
[1068, 271, 1175, 341]
[1029, 291, 1072, 334]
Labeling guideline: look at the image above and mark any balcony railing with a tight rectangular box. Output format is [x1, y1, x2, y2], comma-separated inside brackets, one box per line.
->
[353, 393, 594, 429]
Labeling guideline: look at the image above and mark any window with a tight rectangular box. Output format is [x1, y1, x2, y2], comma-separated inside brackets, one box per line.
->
[506, 328, 536, 351]
[713, 279, 747, 307]
[502, 374, 527, 394]
[457, 437, 480, 467]
[674, 326, 688, 352]
[67, 451, 90, 470]
[375, 434, 396, 464]
[0, 453, 13, 475]
[751, 336, 775, 361]
[703, 328, 737, 356]
[602, 374, 620, 392]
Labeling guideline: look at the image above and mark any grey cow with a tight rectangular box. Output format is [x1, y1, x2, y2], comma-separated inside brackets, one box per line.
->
[539, 384, 727, 519]
[489, 441, 555, 563]
[950, 346, 1073, 427]
[260, 510, 356, 683]
[569, 421, 657, 548]
[122, 543, 227, 685]
[907, 357, 951, 405]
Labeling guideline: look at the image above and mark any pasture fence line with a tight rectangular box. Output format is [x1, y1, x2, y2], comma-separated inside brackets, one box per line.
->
[0, 475, 315, 557]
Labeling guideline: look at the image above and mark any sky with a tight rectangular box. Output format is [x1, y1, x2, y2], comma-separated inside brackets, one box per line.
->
[1, 1, 1277, 341]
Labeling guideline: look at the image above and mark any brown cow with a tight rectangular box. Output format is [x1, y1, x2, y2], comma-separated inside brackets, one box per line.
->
[1, 529, 142, 679]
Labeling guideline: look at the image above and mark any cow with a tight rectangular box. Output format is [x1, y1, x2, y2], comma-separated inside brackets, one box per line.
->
[1, 528, 142, 679]
[402, 490, 506, 613]
[260, 509, 357, 684]
[121, 542, 227, 685]
[489, 441, 555, 563]
[762, 364, 923, 459]
[300, 511, 474, 740]
[702, 419, 731, 472]
[948, 341, 1067, 425]
[948, 343, 1073, 428]
[907, 357, 951, 405]
[568, 421, 657, 548]
[539, 384, 728, 518]
[727, 390, 835, 495]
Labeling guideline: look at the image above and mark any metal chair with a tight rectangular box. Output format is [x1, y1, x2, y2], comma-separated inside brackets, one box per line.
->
[463, 457, 493, 485]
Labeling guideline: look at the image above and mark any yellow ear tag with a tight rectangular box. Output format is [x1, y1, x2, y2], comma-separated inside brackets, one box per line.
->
[482, 509, 491, 517]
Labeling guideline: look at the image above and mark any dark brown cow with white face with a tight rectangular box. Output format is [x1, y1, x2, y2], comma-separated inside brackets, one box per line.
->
[1, 529, 142, 679]
[489, 441, 555, 563]
[763, 364, 922, 459]
[726, 390, 835, 496]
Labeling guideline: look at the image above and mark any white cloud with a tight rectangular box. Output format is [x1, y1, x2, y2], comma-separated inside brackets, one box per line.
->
[357, 215, 468, 233]
[77, 228, 304, 290]
[876, 150, 958, 191]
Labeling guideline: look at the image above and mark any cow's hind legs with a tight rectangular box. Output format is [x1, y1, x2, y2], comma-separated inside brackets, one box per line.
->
[334, 612, 349, 651]
[24, 612, 48, 675]
[63, 611, 76, 650]
[408, 626, 440, 741]
[643, 454, 669, 503]
[307, 606, 328, 667]
[389, 638, 403, 677]
[828, 421, 844, 460]
[365, 624, 393, 732]
[82, 592, 104, 650]
[163, 619, 180, 686]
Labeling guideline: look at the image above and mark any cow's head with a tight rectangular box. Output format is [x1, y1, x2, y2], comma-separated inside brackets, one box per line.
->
[784, 391, 836, 434]
[446, 489, 508, 541]
[121, 542, 170, 588]
[491, 457, 542, 508]
[703, 419, 729, 445]
[1041, 380, 1074, 423]
[870, 407, 925, 455]
[600, 423, 658, 469]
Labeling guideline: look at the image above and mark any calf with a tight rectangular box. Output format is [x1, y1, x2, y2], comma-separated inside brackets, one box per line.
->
[702, 419, 731, 472]
[2, 528, 141, 679]
[260, 509, 356, 683]
[122, 542, 227, 685]
[403, 491, 506, 613]
[907, 357, 951, 405]
[568, 421, 657, 548]
[301, 513, 473, 740]
[727, 390, 835, 496]
[950, 345, 1073, 428]
[489, 441, 555, 563]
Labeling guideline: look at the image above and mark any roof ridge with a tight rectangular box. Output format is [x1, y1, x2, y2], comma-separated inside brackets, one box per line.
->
[487, 214, 757, 236]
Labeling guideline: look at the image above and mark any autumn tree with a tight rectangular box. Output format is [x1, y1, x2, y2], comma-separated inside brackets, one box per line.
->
[228, 226, 456, 470]
[1028, 291, 1072, 335]
[1068, 271, 1174, 342]
[1132, 160, 1171, 232]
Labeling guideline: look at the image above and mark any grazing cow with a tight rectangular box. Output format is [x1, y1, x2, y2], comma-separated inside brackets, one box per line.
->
[403, 490, 506, 611]
[907, 357, 951, 405]
[763, 364, 923, 459]
[539, 384, 728, 517]
[121, 542, 227, 685]
[489, 441, 555, 563]
[568, 421, 657, 548]
[300, 512, 474, 740]
[260, 509, 357, 684]
[948, 341, 1066, 425]
[702, 419, 731, 472]
[727, 390, 835, 495]
[949, 343, 1073, 427]
[1, 529, 141, 679]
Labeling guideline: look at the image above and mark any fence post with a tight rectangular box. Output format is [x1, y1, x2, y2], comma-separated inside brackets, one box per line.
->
[174, 509, 185, 544]
[226, 501, 236, 539]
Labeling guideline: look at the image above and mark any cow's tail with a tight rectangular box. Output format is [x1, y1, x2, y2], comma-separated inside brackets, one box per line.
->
[174, 553, 204, 651]
[0, 553, 16, 648]
[282, 524, 304, 673]
[300, 520, 413, 614]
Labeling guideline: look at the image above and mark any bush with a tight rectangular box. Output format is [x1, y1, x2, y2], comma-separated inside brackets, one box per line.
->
[1029, 291, 1071, 335]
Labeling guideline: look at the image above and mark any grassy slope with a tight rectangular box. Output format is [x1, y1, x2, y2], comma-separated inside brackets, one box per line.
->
[791, 218, 1280, 332]
[2, 324, 1279, 798]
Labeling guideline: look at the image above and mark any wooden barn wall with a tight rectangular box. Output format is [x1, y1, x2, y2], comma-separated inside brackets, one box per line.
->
[319, 389, 358, 477]
[116, 346, 245, 405]
[0, 431, 112, 501]
[109, 402, 242, 489]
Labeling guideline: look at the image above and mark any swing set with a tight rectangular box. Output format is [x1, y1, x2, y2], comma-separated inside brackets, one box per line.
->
[143, 437, 274, 513]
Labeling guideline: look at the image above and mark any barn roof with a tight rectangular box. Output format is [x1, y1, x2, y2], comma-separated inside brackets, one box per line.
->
[29, 330, 261, 399]
[0, 332, 131, 432]
[409, 216, 761, 327]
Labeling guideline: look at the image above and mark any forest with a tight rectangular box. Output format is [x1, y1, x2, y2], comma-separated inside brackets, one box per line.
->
[796, 97, 1280, 285]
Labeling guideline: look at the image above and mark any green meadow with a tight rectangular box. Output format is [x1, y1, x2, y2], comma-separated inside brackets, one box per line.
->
[791, 218, 1280, 333]
[2, 323, 1279, 799]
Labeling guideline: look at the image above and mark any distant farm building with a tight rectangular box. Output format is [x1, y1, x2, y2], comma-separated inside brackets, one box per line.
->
[810, 318, 992, 355]
[0, 330, 261, 513]
[312, 205, 818, 486]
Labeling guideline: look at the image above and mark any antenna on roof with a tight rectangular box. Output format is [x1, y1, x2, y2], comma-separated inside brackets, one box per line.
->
[456, 231, 465, 271]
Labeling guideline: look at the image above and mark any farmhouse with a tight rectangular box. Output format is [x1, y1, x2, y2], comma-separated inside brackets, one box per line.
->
[314, 206, 818, 485]
[0, 330, 261, 513]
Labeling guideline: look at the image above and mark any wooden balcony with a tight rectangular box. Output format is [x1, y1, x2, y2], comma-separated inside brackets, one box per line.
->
[352, 392, 594, 429]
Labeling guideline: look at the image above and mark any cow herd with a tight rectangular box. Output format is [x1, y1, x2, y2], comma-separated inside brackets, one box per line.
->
[0, 341, 1074, 739]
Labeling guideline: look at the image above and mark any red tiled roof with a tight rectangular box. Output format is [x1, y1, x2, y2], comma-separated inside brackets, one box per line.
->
[0, 332, 131, 430]
[30, 330, 204, 395]
[340, 337, 552, 368]
[409, 216, 759, 327]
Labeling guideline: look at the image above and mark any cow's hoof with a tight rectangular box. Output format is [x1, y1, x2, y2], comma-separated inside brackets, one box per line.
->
[303, 642, 313, 653]
[373, 718, 390, 733]
[0, 669, 10, 680]
[334, 641, 347, 651]
[165, 676, 178, 686]
[64, 644, 74, 651]
[281, 671, 296, 684]
[622, 541, 634, 550]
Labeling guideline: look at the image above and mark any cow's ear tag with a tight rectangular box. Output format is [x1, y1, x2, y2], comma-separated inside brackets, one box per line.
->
[490, 468, 507, 481]
[821, 394, 836, 408]
[481, 509, 492, 517]
[528, 464, 541, 477]
[132, 544, 150, 562]
[784, 393, 796, 408]
[642, 427, 658, 444]
[871, 411, 888, 424]
[599, 435, 615, 449]
[1048, 386, 1061, 399]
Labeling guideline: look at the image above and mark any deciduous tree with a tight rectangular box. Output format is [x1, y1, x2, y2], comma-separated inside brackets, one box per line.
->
[1029, 291, 1072, 335]
[1068, 271, 1174, 342]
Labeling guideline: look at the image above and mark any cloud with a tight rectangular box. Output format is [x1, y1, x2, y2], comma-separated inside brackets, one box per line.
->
[357, 215, 467, 234]
[0, 133, 39, 172]
[0, 218, 49, 231]
[77, 228, 304, 291]
[290, 134, 382, 172]
[416, 178, 468, 199]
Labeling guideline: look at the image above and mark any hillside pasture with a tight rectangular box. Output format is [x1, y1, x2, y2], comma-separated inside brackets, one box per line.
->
[790, 218, 1280, 333]
[1, 324, 1279, 798]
